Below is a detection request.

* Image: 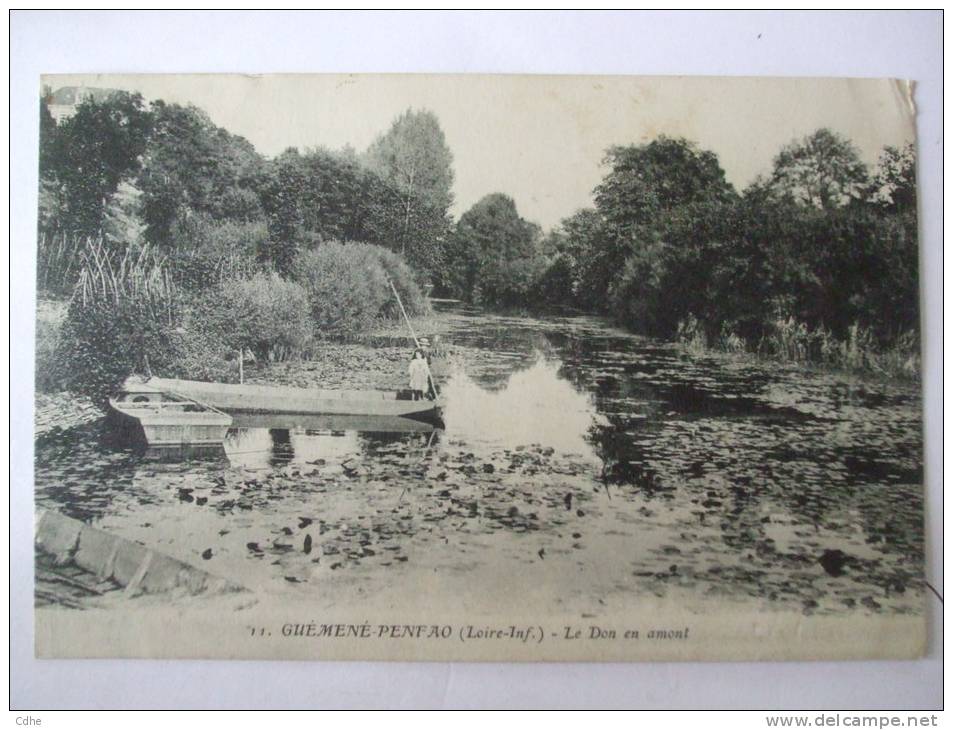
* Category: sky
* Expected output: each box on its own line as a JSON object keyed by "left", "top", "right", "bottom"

{"left": 45, "top": 73, "right": 916, "bottom": 231}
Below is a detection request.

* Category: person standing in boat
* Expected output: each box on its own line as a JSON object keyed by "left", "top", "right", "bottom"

{"left": 408, "top": 348, "right": 430, "bottom": 401}
{"left": 417, "top": 337, "right": 437, "bottom": 399}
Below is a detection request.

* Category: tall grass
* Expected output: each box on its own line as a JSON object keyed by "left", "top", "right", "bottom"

{"left": 759, "top": 317, "right": 919, "bottom": 377}
{"left": 36, "top": 233, "right": 89, "bottom": 296}
{"left": 677, "top": 313, "right": 920, "bottom": 379}
{"left": 55, "top": 238, "right": 182, "bottom": 405}
{"left": 675, "top": 314, "right": 707, "bottom": 354}
{"left": 74, "top": 238, "right": 175, "bottom": 314}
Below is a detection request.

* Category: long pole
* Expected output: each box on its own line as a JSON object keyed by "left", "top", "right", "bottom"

{"left": 388, "top": 278, "right": 439, "bottom": 398}
{"left": 389, "top": 278, "right": 420, "bottom": 347}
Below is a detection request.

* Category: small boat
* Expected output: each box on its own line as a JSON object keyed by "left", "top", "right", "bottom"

{"left": 108, "top": 384, "right": 233, "bottom": 447}
{"left": 230, "top": 412, "right": 440, "bottom": 433}
{"left": 139, "top": 377, "right": 444, "bottom": 424}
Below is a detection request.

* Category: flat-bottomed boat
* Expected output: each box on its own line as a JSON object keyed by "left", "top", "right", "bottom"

{"left": 108, "top": 386, "right": 233, "bottom": 447}
{"left": 139, "top": 377, "right": 443, "bottom": 424}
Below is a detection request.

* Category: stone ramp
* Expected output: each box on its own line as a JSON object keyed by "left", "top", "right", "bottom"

{"left": 35, "top": 509, "right": 246, "bottom": 607}
{"left": 35, "top": 551, "right": 122, "bottom": 609}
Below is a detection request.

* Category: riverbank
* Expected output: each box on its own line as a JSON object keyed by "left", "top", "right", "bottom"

{"left": 36, "top": 287, "right": 918, "bottom": 435}
{"left": 33, "top": 290, "right": 451, "bottom": 435}
{"left": 352, "top": 310, "right": 455, "bottom": 343}
{"left": 675, "top": 315, "right": 920, "bottom": 382}
{"left": 36, "top": 296, "right": 104, "bottom": 435}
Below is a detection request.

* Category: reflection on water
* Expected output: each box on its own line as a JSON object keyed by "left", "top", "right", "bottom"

{"left": 442, "top": 357, "right": 603, "bottom": 458}
{"left": 34, "top": 305, "right": 924, "bottom": 616}
{"left": 223, "top": 426, "right": 437, "bottom": 471}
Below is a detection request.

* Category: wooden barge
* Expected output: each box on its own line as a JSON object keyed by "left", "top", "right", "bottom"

{"left": 143, "top": 377, "right": 444, "bottom": 424}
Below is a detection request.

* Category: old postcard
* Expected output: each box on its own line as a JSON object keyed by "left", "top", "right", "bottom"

{"left": 33, "top": 73, "right": 924, "bottom": 661}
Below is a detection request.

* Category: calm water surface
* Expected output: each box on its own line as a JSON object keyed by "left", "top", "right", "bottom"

{"left": 35, "top": 306, "right": 924, "bottom": 615}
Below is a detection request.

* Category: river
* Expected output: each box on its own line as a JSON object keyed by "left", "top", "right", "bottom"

{"left": 34, "top": 304, "right": 924, "bottom": 617}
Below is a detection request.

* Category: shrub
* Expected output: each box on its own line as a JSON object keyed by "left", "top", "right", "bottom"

{"left": 165, "top": 319, "right": 236, "bottom": 383}
{"left": 51, "top": 241, "right": 318, "bottom": 402}
{"left": 374, "top": 247, "right": 430, "bottom": 318}
{"left": 293, "top": 241, "right": 429, "bottom": 333}
{"left": 675, "top": 314, "right": 707, "bottom": 353}
{"left": 167, "top": 215, "right": 266, "bottom": 290}
{"left": 35, "top": 299, "right": 68, "bottom": 392}
{"left": 198, "top": 272, "right": 314, "bottom": 362}
{"left": 56, "top": 241, "right": 182, "bottom": 406}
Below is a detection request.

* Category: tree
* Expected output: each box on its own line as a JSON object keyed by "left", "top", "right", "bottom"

{"left": 707, "top": 182, "right": 823, "bottom": 342}
{"left": 138, "top": 102, "right": 265, "bottom": 245}
{"left": 364, "top": 109, "right": 454, "bottom": 275}
{"left": 717, "top": 172, "right": 919, "bottom": 347}
{"left": 609, "top": 198, "right": 739, "bottom": 337}
{"left": 254, "top": 147, "right": 309, "bottom": 270}
{"left": 594, "top": 136, "right": 734, "bottom": 238}
{"left": 869, "top": 142, "right": 916, "bottom": 214}
{"left": 449, "top": 193, "right": 542, "bottom": 306}
{"left": 559, "top": 208, "right": 612, "bottom": 308}
{"left": 41, "top": 91, "right": 153, "bottom": 235}
{"left": 587, "top": 137, "right": 736, "bottom": 323}
{"left": 254, "top": 146, "right": 394, "bottom": 274}
{"left": 257, "top": 146, "right": 396, "bottom": 248}
{"left": 532, "top": 208, "right": 613, "bottom": 309}
{"left": 38, "top": 94, "right": 57, "bottom": 179}
{"left": 768, "top": 128, "right": 869, "bottom": 210}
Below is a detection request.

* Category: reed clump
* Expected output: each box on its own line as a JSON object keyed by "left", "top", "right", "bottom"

{"left": 676, "top": 314, "right": 919, "bottom": 379}
{"left": 37, "top": 232, "right": 92, "bottom": 296}
{"left": 54, "top": 238, "right": 182, "bottom": 405}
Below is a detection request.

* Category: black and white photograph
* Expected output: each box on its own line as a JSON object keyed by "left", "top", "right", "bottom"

{"left": 30, "top": 71, "right": 927, "bottom": 663}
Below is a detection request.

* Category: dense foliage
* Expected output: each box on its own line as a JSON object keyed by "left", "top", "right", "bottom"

{"left": 37, "top": 92, "right": 444, "bottom": 398}
{"left": 38, "top": 95, "right": 455, "bottom": 288}
{"left": 37, "top": 86, "right": 920, "bottom": 385}
{"left": 39, "top": 91, "right": 153, "bottom": 237}
{"left": 512, "top": 132, "right": 920, "bottom": 373}
{"left": 53, "top": 242, "right": 183, "bottom": 405}
{"left": 446, "top": 193, "right": 543, "bottom": 307}
{"left": 293, "top": 241, "right": 428, "bottom": 333}
{"left": 198, "top": 272, "right": 314, "bottom": 362}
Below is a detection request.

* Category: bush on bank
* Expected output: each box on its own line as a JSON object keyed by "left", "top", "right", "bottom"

{"left": 55, "top": 245, "right": 184, "bottom": 406}
{"left": 196, "top": 271, "right": 315, "bottom": 362}
{"left": 47, "top": 236, "right": 433, "bottom": 403}
{"left": 50, "top": 238, "right": 321, "bottom": 402}
{"left": 293, "top": 241, "right": 429, "bottom": 334}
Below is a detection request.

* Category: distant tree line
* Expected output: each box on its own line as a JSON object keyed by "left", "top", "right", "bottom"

{"left": 443, "top": 130, "right": 918, "bottom": 373}
{"left": 37, "top": 88, "right": 920, "bottom": 381}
